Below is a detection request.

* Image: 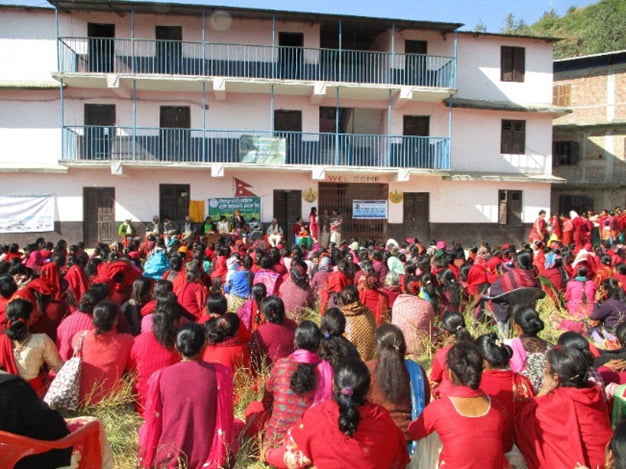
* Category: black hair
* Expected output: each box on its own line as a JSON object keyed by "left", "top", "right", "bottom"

{"left": 89, "top": 282, "right": 110, "bottom": 303}
{"left": 604, "top": 278, "right": 626, "bottom": 302}
{"left": 334, "top": 358, "right": 370, "bottom": 437}
{"left": 617, "top": 322, "right": 626, "bottom": 347}
{"left": 476, "top": 332, "right": 513, "bottom": 368}
{"left": 261, "top": 296, "right": 285, "bottom": 324}
{"left": 92, "top": 300, "right": 119, "bottom": 335}
{"left": 5, "top": 298, "right": 33, "bottom": 342}
{"left": 318, "top": 308, "right": 359, "bottom": 370}
{"left": 259, "top": 255, "right": 273, "bottom": 269}
{"left": 339, "top": 285, "right": 359, "bottom": 305}
{"left": 610, "top": 420, "right": 626, "bottom": 469}
{"left": 251, "top": 283, "right": 267, "bottom": 302}
{"left": 131, "top": 277, "right": 153, "bottom": 305}
{"left": 546, "top": 346, "right": 589, "bottom": 388}
{"left": 557, "top": 331, "right": 593, "bottom": 369}
{"left": 151, "top": 298, "right": 182, "bottom": 349}
{"left": 206, "top": 293, "right": 228, "bottom": 316}
{"left": 374, "top": 324, "right": 409, "bottom": 403}
{"left": 154, "top": 279, "right": 173, "bottom": 296}
{"left": 169, "top": 254, "right": 183, "bottom": 271}
{"left": 441, "top": 310, "right": 473, "bottom": 343}
{"left": 290, "top": 321, "right": 322, "bottom": 395}
{"left": 0, "top": 274, "right": 17, "bottom": 299}
{"left": 175, "top": 322, "right": 206, "bottom": 358}
{"left": 515, "top": 250, "right": 534, "bottom": 271}
{"left": 514, "top": 307, "right": 544, "bottom": 337}
{"left": 205, "top": 313, "right": 240, "bottom": 344}
{"left": 79, "top": 288, "right": 106, "bottom": 316}
{"left": 446, "top": 342, "right": 483, "bottom": 389}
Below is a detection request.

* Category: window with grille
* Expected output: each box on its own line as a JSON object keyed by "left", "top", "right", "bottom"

{"left": 501, "top": 46, "right": 525, "bottom": 82}
{"left": 553, "top": 84, "right": 571, "bottom": 106}
{"left": 501, "top": 120, "right": 525, "bottom": 154}
{"left": 553, "top": 141, "right": 579, "bottom": 166}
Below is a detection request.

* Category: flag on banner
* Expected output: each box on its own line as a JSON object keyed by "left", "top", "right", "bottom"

{"left": 234, "top": 178, "right": 256, "bottom": 197}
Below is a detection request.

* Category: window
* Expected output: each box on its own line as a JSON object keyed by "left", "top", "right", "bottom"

{"left": 498, "top": 190, "right": 523, "bottom": 225}
{"left": 501, "top": 120, "right": 525, "bottom": 154}
{"left": 553, "top": 141, "right": 579, "bottom": 166}
{"left": 403, "top": 115, "right": 430, "bottom": 136}
{"left": 501, "top": 46, "right": 525, "bottom": 82}
{"left": 553, "top": 84, "right": 571, "bottom": 106}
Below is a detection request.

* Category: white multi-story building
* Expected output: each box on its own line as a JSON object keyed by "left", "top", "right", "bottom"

{"left": 0, "top": 0, "right": 564, "bottom": 247}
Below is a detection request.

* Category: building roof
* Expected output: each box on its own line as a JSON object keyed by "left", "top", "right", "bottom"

{"left": 456, "top": 30, "right": 559, "bottom": 43}
{"left": 46, "top": 0, "right": 462, "bottom": 32}
{"left": 554, "top": 49, "right": 626, "bottom": 73}
{"left": 444, "top": 97, "right": 571, "bottom": 115}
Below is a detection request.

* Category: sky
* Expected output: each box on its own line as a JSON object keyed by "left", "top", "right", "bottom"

{"left": 6, "top": 0, "right": 598, "bottom": 33}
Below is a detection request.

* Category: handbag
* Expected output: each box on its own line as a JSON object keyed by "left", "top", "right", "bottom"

{"left": 44, "top": 330, "right": 88, "bottom": 411}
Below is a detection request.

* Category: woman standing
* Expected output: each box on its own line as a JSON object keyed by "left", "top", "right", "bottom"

{"left": 408, "top": 342, "right": 507, "bottom": 468}
{"left": 515, "top": 347, "right": 612, "bottom": 469}
{"left": 140, "top": 323, "right": 235, "bottom": 469}
{"left": 308, "top": 207, "right": 319, "bottom": 242}
{"left": 0, "top": 298, "right": 63, "bottom": 397}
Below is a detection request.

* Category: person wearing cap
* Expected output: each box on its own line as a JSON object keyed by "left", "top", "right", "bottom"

{"left": 266, "top": 218, "right": 284, "bottom": 248}
{"left": 118, "top": 218, "right": 136, "bottom": 249}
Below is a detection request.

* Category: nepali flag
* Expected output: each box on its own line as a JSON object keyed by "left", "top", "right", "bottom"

{"left": 234, "top": 177, "right": 256, "bottom": 197}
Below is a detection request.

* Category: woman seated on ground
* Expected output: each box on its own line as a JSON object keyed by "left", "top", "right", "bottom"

{"left": 317, "top": 307, "right": 360, "bottom": 371}
{"left": 237, "top": 283, "right": 267, "bottom": 334}
{"left": 73, "top": 301, "right": 133, "bottom": 406}
{"left": 589, "top": 278, "right": 626, "bottom": 335}
{"left": 278, "top": 358, "right": 409, "bottom": 469}
{"left": 259, "top": 321, "right": 333, "bottom": 465}
{"left": 278, "top": 259, "right": 315, "bottom": 323}
{"left": 0, "top": 298, "right": 63, "bottom": 397}
{"left": 129, "top": 299, "right": 181, "bottom": 416}
{"left": 339, "top": 285, "right": 377, "bottom": 362}
{"left": 249, "top": 296, "right": 297, "bottom": 372}
{"left": 365, "top": 324, "right": 429, "bottom": 445}
{"left": 476, "top": 332, "right": 535, "bottom": 457}
{"left": 408, "top": 342, "right": 507, "bottom": 469}
{"left": 557, "top": 331, "right": 606, "bottom": 395}
{"left": 514, "top": 346, "right": 612, "bottom": 469}
{"left": 120, "top": 277, "right": 153, "bottom": 336}
{"left": 202, "top": 313, "right": 251, "bottom": 374}
{"left": 507, "top": 306, "right": 552, "bottom": 393}
{"left": 560, "top": 265, "right": 597, "bottom": 333}
{"left": 139, "top": 323, "right": 235, "bottom": 469}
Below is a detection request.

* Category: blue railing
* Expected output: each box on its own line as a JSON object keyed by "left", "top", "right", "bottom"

{"left": 58, "top": 37, "right": 456, "bottom": 88}
{"left": 61, "top": 126, "right": 451, "bottom": 170}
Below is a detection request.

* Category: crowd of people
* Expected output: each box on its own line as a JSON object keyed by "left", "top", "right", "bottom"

{"left": 2, "top": 205, "right": 626, "bottom": 468}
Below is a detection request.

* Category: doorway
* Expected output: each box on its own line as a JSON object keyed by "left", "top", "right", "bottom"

{"left": 403, "top": 192, "right": 430, "bottom": 243}
{"left": 274, "top": 110, "right": 302, "bottom": 164}
{"left": 273, "top": 190, "right": 302, "bottom": 243}
{"left": 156, "top": 26, "right": 182, "bottom": 74}
{"left": 159, "top": 184, "right": 190, "bottom": 224}
{"left": 83, "top": 187, "right": 115, "bottom": 247}
{"left": 87, "top": 23, "right": 115, "bottom": 73}
{"left": 318, "top": 183, "right": 388, "bottom": 243}
{"left": 84, "top": 104, "right": 115, "bottom": 160}
{"left": 278, "top": 32, "right": 304, "bottom": 80}
{"left": 160, "top": 106, "right": 190, "bottom": 161}
{"left": 405, "top": 39, "right": 427, "bottom": 85}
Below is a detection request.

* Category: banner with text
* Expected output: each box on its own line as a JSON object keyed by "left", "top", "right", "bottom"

{"left": 239, "top": 135, "right": 286, "bottom": 165}
{"left": 208, "top": 197, "right": 261, "bottom": 221}
{"left": 0, "top": 195, "right": 54, "bottom": 233}
{"left": 352, "top": 199, "right": 388, "bottom": 220}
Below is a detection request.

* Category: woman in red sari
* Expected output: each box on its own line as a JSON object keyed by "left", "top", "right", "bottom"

{"left": 358, "top": 274, "right": 390, "bottom": 326}
{"left": 139, "top": 322, "right": 235, "bottom": 469}
{"left": 318, "top": 258, "right": 352, "bottom": 314}
{"left": 64, "top": 254, "right": 90, "bottom": 311}
{"left": 515, "top": 346, "right": 612, "bottom": 469}
{"left": 279, "top": 358, "right": 409, "bottom": 469}
{"left": 174, "top": 260, "right": 208, "bottom": 321}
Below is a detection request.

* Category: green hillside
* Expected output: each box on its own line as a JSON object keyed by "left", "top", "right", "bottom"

{"left": 499, "top": 0, "right": 626, "bottom": 59}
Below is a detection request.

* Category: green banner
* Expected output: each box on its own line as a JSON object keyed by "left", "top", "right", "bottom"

{"left": 207, "top": 197, "right": 261, "bottom": 221}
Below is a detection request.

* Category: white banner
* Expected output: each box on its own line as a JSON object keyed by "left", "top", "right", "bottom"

{"left": 352, "top": 199, "right": 388, "bottom": 220}
{"left": 0, "top": 195, "right": 54, "bottom": 233}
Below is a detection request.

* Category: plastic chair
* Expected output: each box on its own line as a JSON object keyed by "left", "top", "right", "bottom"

{"left": 0, "top": 420, "right": 102, "bottom": 469}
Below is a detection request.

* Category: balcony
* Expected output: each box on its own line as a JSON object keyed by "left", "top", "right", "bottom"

{"left": 61, "top": 126, "right": 451, "bottom": 170}
{"left": 57, "top": 37, "right": 456, "bottom": 90}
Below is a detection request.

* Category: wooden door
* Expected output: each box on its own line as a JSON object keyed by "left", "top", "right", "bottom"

{"left": 405, "top": 39, "right": 427, "bottom": 85}
{"left": 159, "top": 106, "right": 190, "bottom": 161}
{"left": 318, "top": 183, "right": 388, "bottom": 243}
{"left": 273, "top": 190, "right": 302, "bottom": 243}
{"left": 84, "top": 187, "right": 115, "bottom": 247}
{"left": 84, "top": 104, "right": 115, "bottom": 160}
{"left": 403, "top": 192, "right": 430, "bottom": 243}
{"left": 274, "top": 110, "right": 302, "bottom": 164}
{"left": 156, "top": 26, "right": 182, "bottom": 74}
{"left": 87, "top": 23, "right": 115, "bottom": 73}
{"left": 159, "top": 184, "right": 190, "bottom": 224}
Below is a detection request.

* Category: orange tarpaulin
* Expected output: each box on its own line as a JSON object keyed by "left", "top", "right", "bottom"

{"left": 188, "top": 200, "right": 205, "bottom": 223}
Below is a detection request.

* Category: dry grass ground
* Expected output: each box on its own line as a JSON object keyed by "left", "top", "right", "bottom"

{"left": 74, "top": 297, "right": 565, "bottom": 468}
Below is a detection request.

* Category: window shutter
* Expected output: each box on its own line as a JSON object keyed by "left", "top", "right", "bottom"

{"left": 501, "top": 47, "right": 513, "bottom": 81}
{"left": 513, "top": 47, "right": 525, "bottom": 82}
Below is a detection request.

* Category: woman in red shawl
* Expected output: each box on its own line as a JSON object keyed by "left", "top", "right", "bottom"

{"left": 64, "top": 254, "right": 90, "bottom": 311}
{"left": 237, "top": 283, "right": 267, "bottom": 334}
{"left": 280, "top": 358, "right": 409, "bottom": 469}
{"left": 319, "top": 258, "right": 352, "bottom": 315}
{"left": 139, "top": 323, "right": 235, "bottom": 469}
{"left": 14, "top": 277, "right": 68, "bottom": 343}
{"left": 174, "top": 260, "right": 208, "bottom": 321}
{"left": 358, "top": 274, "right": 390, "bottom": 326}
{"left": 201, "top": 313, "right": 250, "bottom": 374}
{"left": 514, "top": 346, "right": 612, "bottom": 469}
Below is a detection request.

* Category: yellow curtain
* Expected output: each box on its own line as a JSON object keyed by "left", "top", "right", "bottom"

{"left": 188, "top": 200, "right": 205, "bottom": 223}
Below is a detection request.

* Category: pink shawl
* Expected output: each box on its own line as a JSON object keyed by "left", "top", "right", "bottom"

{"left": 507, "top": 337, "right": 527, "bottom": 373}
{"left": 289, "top": 349, "right": 333, "bottom": 404}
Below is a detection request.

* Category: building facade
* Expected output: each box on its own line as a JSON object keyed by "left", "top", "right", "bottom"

{"left": 552, "top": 50, "right": 626, "bottom": 216}
{"left": 0, "top": 1, "right": 562, "bottom": 247}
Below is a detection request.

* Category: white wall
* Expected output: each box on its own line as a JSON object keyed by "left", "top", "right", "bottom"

{"left": 456, "top": 34, "right": 553, "bottom": 104}
{"left": 0, "top": 8, "right": 57, "bottom": 83}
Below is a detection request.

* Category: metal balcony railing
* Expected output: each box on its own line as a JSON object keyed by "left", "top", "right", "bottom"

{"left": 58, "top": 37, "right": 456, "bottom": 88}
{"left": 61, "top": 126, "right": 451, "bottom": 170}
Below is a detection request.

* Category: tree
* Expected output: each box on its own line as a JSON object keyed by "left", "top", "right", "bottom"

{"left": 474, "top": 20, "right": 487, "bottom": 33}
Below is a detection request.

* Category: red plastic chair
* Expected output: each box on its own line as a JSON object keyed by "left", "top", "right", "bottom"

{"left": 0, "top": 420, "right": 102, "bottom": 469}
